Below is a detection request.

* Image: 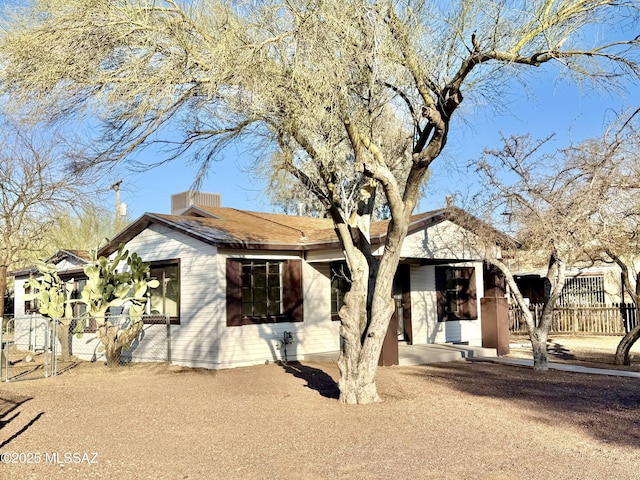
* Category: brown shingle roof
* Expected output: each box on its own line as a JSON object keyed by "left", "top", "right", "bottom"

{"left": 100, "top": 206, "right": 518, "bottom": 256}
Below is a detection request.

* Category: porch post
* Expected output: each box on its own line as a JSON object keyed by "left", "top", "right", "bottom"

{"left": 378, "top": 311, "right": 399, "bottom": 366}
{"left": 481, "top": 263, "right": 510, "bottom": 356}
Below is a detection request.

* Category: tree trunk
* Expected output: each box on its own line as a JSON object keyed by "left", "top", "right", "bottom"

{"left": 337, "top": 294, "right": 395, "bottom": 404}
{"left": 530, "top": 328, "right": 549, "bottom": 371}
{"left": 105, "top": 344, "right": 123, "bottom": 366}
{"left": 96, "top": 320, "right": 142, "bottom": 367}
{"left": 97, "top": 322, "right": 122, "bottom": 367}
{"left": 337, "top": 238, "right": 398, "bottom": 404}
{"left": 0, "top": 265, "right": 6, "bottom": 323}
{"left": 0, "top": 266, "right": 6, "bottom": 371}
{"left": 55, "top": 321, "right": 72, "bottom": 362}
{"left": 337, "top": 251, "right": 381, "bottom": 404}
{"left": 338, "top": 356, "right": 382, "bottom": 404}
{"left": 485, "top": 256, "right": 561, "bottom": 372}
{"left": 602, "top": 254, "right": 639, "bottom": 366}
{"left": 528, "top": 256, "right": 564, "bottom": 372}
{"left": 337, "top": 309, "right": 393, "bottom": 404}
{"left": 614, "top": 323, "right": 640, "bottom": 365}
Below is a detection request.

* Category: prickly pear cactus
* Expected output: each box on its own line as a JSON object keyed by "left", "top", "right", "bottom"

{"left": 82, "top": 244, "right": 159, "bottom": 366}
{"left": 25, "top": 262, "right": 75, "bottom": 361}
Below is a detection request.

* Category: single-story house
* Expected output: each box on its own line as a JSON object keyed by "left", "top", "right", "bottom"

{"left": 12, "top": 204, "right": 516, "bottom": 368}
{"left": 514, "top": 266, "right": 626, "bottom": 306}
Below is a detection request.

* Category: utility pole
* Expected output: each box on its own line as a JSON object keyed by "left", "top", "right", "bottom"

{"left": 111, "top": 179, "right": 122, "bottom": 233}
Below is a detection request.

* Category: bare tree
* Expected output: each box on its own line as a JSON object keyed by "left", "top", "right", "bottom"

{"left": 572, "top": 109, "right": 640, "bottom": 364}
{"left": 0, "top": 0, "right": 638, "bottom": 402}
{"left": 0, "top": 119, "right": 93, "bottom": 320}
{"left": 472, "top": 134, "right": 609, "bottom": 369}
{"left": 470, "top": 109, "right": 640, "bottom": 369}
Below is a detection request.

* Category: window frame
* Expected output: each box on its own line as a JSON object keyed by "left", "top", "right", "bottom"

{"left": 227, "top": 258, "right": 303, "bottom": 326}
{"left": 148, "top": 259, "right": 181, "bottom": 325}
{"left": 69, "top": 277, "right": 88, "bottom": 318}
{"left": 241, "top": 260, "right": 284, "bottom": 317}
{"left": 63, "top": 275, "right": 94, "bottom": 332}
{"left": 330, "top": 261, "right": 351, "bottom": 321}
{"left": 23, "top": 283, "right": 39, "bottom": 314}
{"left": 435, "top": 266, "right": 478, "bottom": 322}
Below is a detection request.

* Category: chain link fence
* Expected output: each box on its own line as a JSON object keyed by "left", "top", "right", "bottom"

{"left": 1, "top": 314, "right": 171, "bottom": 382}
{"left": 1, "top": 314, "right": 54, "bottom": 381}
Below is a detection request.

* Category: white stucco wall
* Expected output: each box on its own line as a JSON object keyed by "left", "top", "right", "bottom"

{"left": 9, "top": 314, "right": 49, "bottom": 352}
{"left": 203, "top": 252, "right": 339, "bottom": 369}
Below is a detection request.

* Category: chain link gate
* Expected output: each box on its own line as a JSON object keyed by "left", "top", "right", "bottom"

{"left": 0, "top": 314, "right": 171, "bottom": 381}
{"left": 1, "top": 314, "right": 55, "bottom": 382}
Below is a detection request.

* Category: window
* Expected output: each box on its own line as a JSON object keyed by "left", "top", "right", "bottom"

{"left": 66, "top": 277, "right": 94, "bottom": 332}
{"left": 559, "top": 275, "right": 605, "bottom": 306}
{"left": 25, "top": 277, "right": 87, "bottom": 317}
{"left": 226, "top": 258, "right": 303, "bottom": 326}
{"left": 330, "top": 261, "right": 351, "bottom": 321}
{"left": 149, "top": 261, "right": 180, "bottom": 324}
{"left": 241, "top": 260, "right": 284, "bottom": 316}
{"left": 24, "top": 284, "right": 39, "bottom": 314}
{"left": 70, "top": 278, "right": 88, "bottom": 318}
{"left": 435, "top": 266, "right": 477, "bottom": 322}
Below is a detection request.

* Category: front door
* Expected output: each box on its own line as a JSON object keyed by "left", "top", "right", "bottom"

{"left": 393, "top": 264, "right": 412, "bottom": 344}
{"left": 379, "top": 264, "right": 413, "bottom": 366}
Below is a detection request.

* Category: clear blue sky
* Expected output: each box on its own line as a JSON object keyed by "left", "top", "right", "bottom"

{"left": 114, "top": 70, "right": 637, "bottom": 220}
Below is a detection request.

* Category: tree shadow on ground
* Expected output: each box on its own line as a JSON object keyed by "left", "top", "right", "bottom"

{"left": 3, "top": 363, "right": 49, "bottom": 381}
{"left": 0, "top": 393, "right": 44, "bottom": 449}
{"left": 401, "top": 362, "right": 640, "bottom": 448}
{"left": 55, "top": 360, "right": 82, "bottom": 375}
{"left": 0, "top": 393, "right": 32, "bottom": 430}
{"left": 4, "top": 359, "right": 84, "bottom": 381}
{"left": 547, "top": 341, "right": 576, "bottom": 360}
{"left": 0, "top": 411, "right": 45, "bottom": 449}
{"left": 280, "top": 361, "right": 340, "bottom": 399}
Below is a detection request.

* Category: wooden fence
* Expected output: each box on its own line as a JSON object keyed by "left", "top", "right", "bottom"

{"left": 509, "top": 303, "right": 638, "bottom": 335}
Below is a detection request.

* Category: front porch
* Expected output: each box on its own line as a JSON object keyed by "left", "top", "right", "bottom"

{"left": 302, "top": 343, "right": 497, "bottom": 366}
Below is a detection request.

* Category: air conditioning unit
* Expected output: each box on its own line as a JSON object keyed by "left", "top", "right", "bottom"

{"left": 171, "top": 191, "right": 222, "bottom": 215}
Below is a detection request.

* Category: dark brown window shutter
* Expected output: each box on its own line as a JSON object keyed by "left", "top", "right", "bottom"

{"left": 461, "top": 267, "right": 478, "bottom": 320}
{"left": 283, "top": 259, "right": 304, "bottom": 323}
{"left": 226, "top": 258, "right": 242, "bottom": 326}
{"left": 435, "top": 266, "right": 447, "bottom": 322}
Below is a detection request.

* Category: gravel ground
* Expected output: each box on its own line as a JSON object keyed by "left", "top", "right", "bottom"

{"left": 1, "top": 336, "right": 639, "bottom": 480}
{"left": 506, "top": 334, "right": 640, "bottom": 371}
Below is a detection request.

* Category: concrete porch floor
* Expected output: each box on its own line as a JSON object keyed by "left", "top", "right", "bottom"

{"left": 302, "top": 343, "right": 498, "bottom": 366}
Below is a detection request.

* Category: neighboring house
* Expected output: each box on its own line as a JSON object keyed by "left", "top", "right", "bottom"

{"left": 13, "top": 205, "right": 516, "bottom": 368}
{"left": 11, "top": 250, "right": 91, "bottom": 354}
{"left": 13, "top": 249, "right": 91, "bottom": 316}
{"left": 515, "top": 265, "right": 625, "bottom": 306}
{"left": 510, "top": 264, "right": 638, "bottom": 335}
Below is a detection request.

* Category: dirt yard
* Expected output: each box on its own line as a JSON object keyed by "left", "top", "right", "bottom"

{"left": 1, "top": 335, "right": 639, "bottom": 480}
{"left": 507, "top": 334, "right": 640, "bottom": 371}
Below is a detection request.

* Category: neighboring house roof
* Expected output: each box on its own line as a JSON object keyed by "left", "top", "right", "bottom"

{"left": 46, "top": 249, "right": 92, "bottom": 265}
{"left": 10, "top": 249, "right": 91, "bottom": 278}
{"left": 99, "top": 206, "right": 519, "bottom": 256}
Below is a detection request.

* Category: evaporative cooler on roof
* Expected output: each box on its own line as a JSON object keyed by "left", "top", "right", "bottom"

{"left": 171, "top": 191, "right": 222, "bottom": 215}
